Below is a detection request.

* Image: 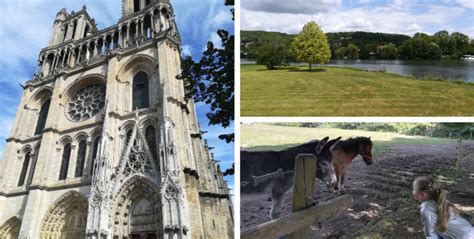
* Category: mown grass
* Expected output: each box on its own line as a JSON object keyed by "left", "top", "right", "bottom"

{"left": 241, "top": 64, "right": 474, "bottom": 116}
{"left": 241, "top": 124, "right": 460, "bottom": 155}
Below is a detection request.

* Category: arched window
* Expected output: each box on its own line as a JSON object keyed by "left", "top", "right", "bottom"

{"left": 75, "top": 140, "right": 87, "bottom": 177}
{"left": 63, "top": 24, "right": 69, "bottom": 41}
{"left": 34, "top": 99, "right": 51, "bottom": 135}
{"left": 18, "top": 151, "right": 31, "bottom": 186}
{"left": 27, "top": 145, "right": 40, "bottom": 186}
{"left": 132, "top": 72, "right": 149, "bottom": 110}
{"left": 134, "top": 0, "right": 140, "bottom": 12}
{"left": 71, "top": 21, "right": 77, "bottom": 39}
{"left": 83, "top": 25, "right": 89, "bottom": 38}
{"left": 145, "top": 125, "right": 157, "bottom": 160}
{"left": 59, "top": 143, "right": 72, "bottom": 180}
{"left": 91, "top": 137, "right": 101, "bottom": 175}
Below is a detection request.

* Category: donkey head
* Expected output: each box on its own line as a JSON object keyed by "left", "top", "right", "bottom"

{"left": 315, "top": 136, "right": 341, "bottom": 189}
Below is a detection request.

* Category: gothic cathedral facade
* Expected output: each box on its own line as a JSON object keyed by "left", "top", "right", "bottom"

{"left": 0, "top": 0, "right": 234, "bottom": 238}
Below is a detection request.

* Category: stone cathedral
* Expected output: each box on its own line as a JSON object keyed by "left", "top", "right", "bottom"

{"left": 0, "top": 0, "right": 234, "bottom": 238}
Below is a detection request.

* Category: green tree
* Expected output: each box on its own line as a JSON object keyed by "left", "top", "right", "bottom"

{"left": 450, "top": 32, "right": 470, "bottom": 59}
{"left": 256, "top": 42, "right": 289, "bottom": 69}
{"left": 292, "top": 21, "right": 331, "bottom": 70}
{"left": 398, "top": 40, "right": 411, "bottom": 59}
{"left": 177, "top": 0, "right": 234, "bottom": 143}
{"left": 433, "top": 30, "right": 450, "bottom": 55}
{"left": 335, "top": 47, "right": 346, "bottom": 59}
{"left": 345, "top": 44, "right": 360, "bottom": 59}
{"left": 427, "top": 42, "right": 442, "bottom": 59}
{"left": 378, "top": 43, "right": 398, "bottom": 59}
{"left": 334, "top": 44, "right": 360, "bottom": 59}
{"left": 468, "top": 40, "right": 474, "bottom": 55}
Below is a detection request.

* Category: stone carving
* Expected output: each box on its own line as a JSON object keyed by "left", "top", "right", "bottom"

{"left": 165, "top": 184, "right": 178, "bottom": 199}
{"left": 0, "top": 217, "right": 21, "bottom": 239}
{"left": 67, "top": 84, "right": 106, "bottom": 122}
{"left": 39, "top": 191, "right": 88, "bottom": 239}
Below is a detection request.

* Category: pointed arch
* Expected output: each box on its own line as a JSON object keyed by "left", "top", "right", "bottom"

{"left": 110, "top": 175, "right": 162, "bottom": 238}
{"left": 17, "top": 150, "right": 31, "bottom": 186}
{"left": 132, "top": 71, "right": 150, "bottom": 110}
{"left": 116, "top": 120, "right": 159, "bottom": 180}
{"left": 39, "top": 191, "right": 87, "bottom": 239}
{"left": 0, "top": 216, "right": 21, "bottom": 239}
{"left": 27, "top": 144, "right": 41, "bottom": 186}
{"left": 116, "top": 54, "right": 157, "bottom": 81}
{"left": 34, "top": 98, "right": 51, "bottom": 135}
{"left": 134, "top": 0, "right": 140, "bottom": 12}
{"left": 74, "top": 139, "right": 87, "bottom": 177}
{"left": 90, "top": 135, "right": 101, "bottom": 175}
{"left": 145, "top": 125, "right": 158, "bottom": 163}
{"left": 59, "top": 142, "right": 72, "bottom": 180}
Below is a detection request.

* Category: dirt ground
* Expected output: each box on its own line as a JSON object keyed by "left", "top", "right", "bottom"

{"left": 241, "top": 142, "right": 474, "bottom": 238}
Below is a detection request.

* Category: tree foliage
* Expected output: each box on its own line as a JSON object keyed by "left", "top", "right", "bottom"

{"left": 177, "top": 1, "right": 234, "bottom": 143}
{"left": 242, "top": 29, "right": 473, "bottom": 61}
{"left": 399, "top": 34, "right": 443, "bottom": 60}
{"left": 255, "top": 42, "right": 289, "bottom": 69}
{"left": 292, "top": 21, "right": 331, "bottom": 69}
{"left": 335, "top": 44, "right": 360, "bottom": 59}
{"left": 377, "top": 43, "right": 398, "bottom": 59}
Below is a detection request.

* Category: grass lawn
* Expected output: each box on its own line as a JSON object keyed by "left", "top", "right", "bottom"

{"left": 241, "top": 124, "right": 461, "bottom": 155}
{"left": 241, "top": 64, "right": 474, "bottom": 116}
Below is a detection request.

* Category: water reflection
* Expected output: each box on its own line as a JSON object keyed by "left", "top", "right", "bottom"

{"left": 241, "top": 59, "right": 474, "bottom": 83}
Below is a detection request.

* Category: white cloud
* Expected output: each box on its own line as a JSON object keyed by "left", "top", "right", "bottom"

{"left": 212, "top": 9, "right": 233, "bottom": 25}
{"left": 209, "top": 31, "right": 222, "bottom": 48}
{"left": 241, "top": 2, "right": 469, "bottom": 37}
{"left": 181, "top": 44, "right": 192, "bottom": 56}
{"left": 456, "top": 0, "right": 474, "bottom": 9}
{"left": 242, "top": 0, "right": 341, "bottom": 14}
{"left": 0, "top": 117, "right": 14, "bottom": 140}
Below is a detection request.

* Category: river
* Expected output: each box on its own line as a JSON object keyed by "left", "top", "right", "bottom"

{"left": 241, "top": 59, "right": 474, "bottom": 83}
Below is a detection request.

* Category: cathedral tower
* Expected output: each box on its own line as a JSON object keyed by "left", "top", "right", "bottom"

{"left": 0, "top": 1, "right": 234, "bottom": 238}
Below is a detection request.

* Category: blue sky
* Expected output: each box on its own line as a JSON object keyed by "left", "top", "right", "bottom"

{"left": 242, "top": 0, "right": 474, "bottom": 37}
{"left": 0, "top": 0, "right": 234, "bottom": 193}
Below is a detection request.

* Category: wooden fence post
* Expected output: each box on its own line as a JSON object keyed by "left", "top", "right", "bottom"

{"left": 241, "top": 153, "right": 353, "bottom": 239}
{"left": 289, "top": 154, "right": 317, "bottom": 239}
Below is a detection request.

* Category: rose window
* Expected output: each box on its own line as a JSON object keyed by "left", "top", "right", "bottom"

{"left": 67, "top": 84, "right": 106, "bottom": 122}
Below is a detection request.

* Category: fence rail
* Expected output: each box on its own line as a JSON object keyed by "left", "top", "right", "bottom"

{"left": 241, "top": 154, "right": 353, "bottom": 239}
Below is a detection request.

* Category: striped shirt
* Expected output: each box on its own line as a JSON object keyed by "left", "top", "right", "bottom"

{"left": 420, "top": 200, "right": 474, "bottom": 239}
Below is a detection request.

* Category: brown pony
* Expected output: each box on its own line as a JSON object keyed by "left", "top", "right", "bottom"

{"left": 331, "top": 137, "right": 374, "bottom": 190}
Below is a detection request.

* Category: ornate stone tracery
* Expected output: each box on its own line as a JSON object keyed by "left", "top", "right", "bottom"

{"left": 0, "top": 0, "right": 234, "bottom": 238}
{"left": 110, "top": 175, "right": 162, "bottom": 238}
{"left": 0, "top": 217, "right": 21, "bottom": 239}
{"left": 67, "top": 84, "right": 106, "bottom": 122}
{"left": 39, "top": 191, "right": 88, "bottom": 239}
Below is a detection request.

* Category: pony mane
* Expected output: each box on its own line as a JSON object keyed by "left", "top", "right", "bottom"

{"left": 333, "top": 137, "right": 371, "bottom": 154}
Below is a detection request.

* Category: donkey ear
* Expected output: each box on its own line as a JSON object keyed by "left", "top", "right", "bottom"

{"left": 326, "top": 137, "right": 341, "bottom": 147}
{"left": 315, "top": 137, "right": 329, "bottom": 155}
{"left": 368, "top": 137, "right": 371, "bottom": 140}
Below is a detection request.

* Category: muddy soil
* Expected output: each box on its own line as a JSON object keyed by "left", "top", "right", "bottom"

{"left": 241, "top": 142, "right": 474, "bottom": 238}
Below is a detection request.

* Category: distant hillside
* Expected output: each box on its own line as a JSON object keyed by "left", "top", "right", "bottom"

{"left": 241, "top": 30, "right": 411, "bottom": 59}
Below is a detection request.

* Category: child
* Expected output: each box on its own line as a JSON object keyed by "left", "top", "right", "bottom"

{"left": 413, "top": 176, "right": 474, "bottom": 239}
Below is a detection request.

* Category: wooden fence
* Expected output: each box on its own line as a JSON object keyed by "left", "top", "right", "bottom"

{"left": 241, "top": 154, "right": 353, "bottom": 239}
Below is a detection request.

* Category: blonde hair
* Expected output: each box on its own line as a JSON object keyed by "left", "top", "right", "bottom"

{"left": 414, "top": 176, "right": 458, "bottom": 232}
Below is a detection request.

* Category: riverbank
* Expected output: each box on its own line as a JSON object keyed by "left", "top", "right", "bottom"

{"left": 241, "top": 64, "right": 474, "bottom": 116}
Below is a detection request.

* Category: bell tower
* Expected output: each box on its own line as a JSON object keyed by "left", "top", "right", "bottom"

{"left": 0, "top": 1, "right": 233, "bottom": 239}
